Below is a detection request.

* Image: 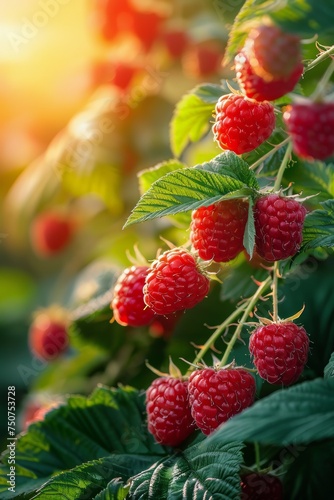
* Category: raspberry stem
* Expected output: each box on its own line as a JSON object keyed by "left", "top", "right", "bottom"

{"left": 310, "top": 59, "right": 334, "bottom": 102}
{"left": 305, "top": 44, "right": 334, "bottom": 72}
{"left": 188, "top": 306, "right": 246, "bottom": 373}
{"left": 272, "top": 262, "right": 279, "bottom": 322}
{"left": 249, "top": 137, "right": 290, "bottom": 172}
{"left": 254, "top": 442, "right": 261, "bottom": 471}
{"left": 273, "top": 141, "right": 292, "bottom": 191}
{"left": 218, "top": 276, "right": 272, "bottom": 368}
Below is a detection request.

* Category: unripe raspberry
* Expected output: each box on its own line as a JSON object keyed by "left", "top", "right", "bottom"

{"left": 235, "top": 50, "right": 303, "bottom": 102}
{"left": 244, "top": 24, "right": 302, "bottom": 81}
{"left": 249, "top": 322, "right": 309, "bottom": 386}
{"left": 188, "top": 367, "right": 256, "bottom": 435}
{"left": 144, "top": 248, "right": 210, "bottom": 315}
{"left": 29, "top": 309, "right": 69, "bottom": 361}
{"left": 212, "top": 93, "right": 275, "bottom": 154}
{"left": 146, "top": 376, "right": 195, "bottom": 446}
{"left": 254, "top": 194, "right": 307, "bottom": 261}
{"left": 283, "top": 100, "right": 334, "bottom": 160}
{"left": 111, "top": 266, "right": 155, "bottom": 327}
{"left": 191, "top": 199, "right": 249, "bottom": 262}
{"left": 241, "top": 472, "right": 283, "bottom": 499}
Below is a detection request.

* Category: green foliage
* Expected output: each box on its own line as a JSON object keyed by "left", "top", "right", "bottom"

{"left": 284, "top": 161, "right": 334, "bottom": 206}
{"left": 302, "top": 200, "right": 334, "bottom": 250}
{"left": 124, "top": 153, "right": 258, "bottom": 227}
{"left": 138, "top": 160, "right": 187, "bottom": 195}
{"left": 170, "top": 84, "right": 224, "bottom": 157}
{"left": 207, "top": 378, "right": 334, "bottom": 446}
{"left": 0, "top": 387, "right": 166, "bottom": 499}
{"left": 224, "top": 0, "right": 334, "bottom": 64}
{"left": 128, "top": 440, "right": 243, "bottom": 499}
{"left": 0, "top": 386, "right": 244, "bottom": 500}
{"left": 5, "top": 1, "right": 334, "bottom": 498}
{"left": 324, "top": 353, "right": 334, "bottom": 379}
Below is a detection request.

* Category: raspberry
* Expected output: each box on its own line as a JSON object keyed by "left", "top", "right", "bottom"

{"left": 111, "top": 266, "right": 155, "bottom": 327}
{"left": 249, "top": 322, "right": 309, "bottom": 386}
{"left": 240, "top": 472, "right": 283, "bottom": 500}
{"left": 188, "top": 368, "right": 256, "bottom": 435}
{"left": 90, "top": 0, "right": 133, "bottom": 41}
{"left": 146, "top": 376, "right": 195, "bottom": 446}
{"left": 161, "top": 28, "right": 189, "bottom": 59}
{"left": 191, "top": 199, "right": 249, "bottom": 262}
{"left": 31, "top": 212, "right": 74, "bottom": 257}
{"left": 283, "top": 100, "right": 334, "bottom": 160}
{"left": 183, "top": 41, "right": 222, "bottom": 78}
{"left": 91, "top": 60, "right": 139, "bottom": 91}
{"left": 212, "top": 94, "right": 275, "bottom": 154}
{"left": 254, "top": 194, "right": 307, "bottom": 261}
{"left": 29, "top": 312, "right": 69, "bottom": 361}
{"left": 244, "top": 24, "right": 302, "bottom": 81}
{"left": 144, "top": 248, "right": 210, "bottom": 315}
{"left": 149, "top": 311, "right": 182, "bottom": 339}
{"left": 235, "top": 50, "right": 303, "bottom": 102}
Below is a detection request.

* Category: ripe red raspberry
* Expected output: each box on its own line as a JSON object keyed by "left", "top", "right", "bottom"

{"left": 240, "top": 472, "right": 283, "bottom": 500}
{"left": 29, "top": 311, "right": 69, "bottom": 361}
{"left": 249, "top": 322, "right": 309, "bottom": 386}
{"left": 191, "top": 199, "right": 249, "bottom": 262}
{"left": 188, "top": 368, "right": 256, "bottom": 435}
{"left": 254, "top": 194, "right": 307, "bottom": 261}
{"left": 111, "top": 266, "right": 155, "bottom": 327}
{"left": 161, "top": 28, "right": 189, "bottom": 59}
{"left": 235, "top": 50, "right": 303, "bottom": 102}
{"left": 91, "top": 60, "right": 140, "bottom": 91}
{"left": 183, "top": 41, "right": 223, "bottom": 78}
{"left": 283, "top": 100, "right": 334, "bottom": 160}
{"left": 244, "top": 24, "right": 302, "bottom": 81}
{"left": 212, "top": 94, "right": 275, "bottom": 154}
{"left": 144, "top": 248, "right": 210, "bottom": 315}
{"left": 30, "top": 212, "right": 74, "bottom": 257}
{"left": 146, "top": 376, "right": 195, "bottom": 446}
{"left": 149, "top": 311, "right": 183, "bottom": 339}
{"left": 89, "top": 0, "right": 134, "bottom": 41}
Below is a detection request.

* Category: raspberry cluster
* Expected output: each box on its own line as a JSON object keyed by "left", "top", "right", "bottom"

{"left": 146, "top": 366, "right": 256, "bottom": 446}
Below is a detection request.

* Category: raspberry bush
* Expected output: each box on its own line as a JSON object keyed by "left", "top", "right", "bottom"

{"left": 1, "top": 1, "right": 334, "bottom": 499}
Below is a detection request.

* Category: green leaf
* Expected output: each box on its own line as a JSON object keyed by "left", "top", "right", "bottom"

{"left": 124, "top": 153, "right": 259, "bottom": 227}
{"left": 283, "top": 439, "right": 334, "bottom": 500}
{"left": 60, "top": 162, "right": 123, "bottom": 215}
{"left": 324, "top": 352, "right": 334, "bottom": 379}
{"left": 302, "top": 200, "right": 334, "bottom": 250}
{"left": 284, "top": 162, "right": 334, "bottom": 206}
{"left": 198, "top": 152, "right": 259, "bottom": 190}
{"left": 224, "top": 0, "right": 334, "bottom": 65}
{"left": 271, "top": 0, "right": 334, "bottom": 38}
{"left": 94, "top": 478, "right": 129, "bottom": 500}
{"left": 170, "top": 84, "right": 224, "bottom": 157}
{"left": 138, "top": 160, "right": 187, "bottom": 195}
{"left": 128, "top": 439, "right": 243, "bottom": 499}
{"left": 31, "top": 456, "right": 146, "bottom": 500}
{"left": 243, "top": 198, "right": 255, "bottom": 258}
{"left": 0, "top": 387, "right": 166, "bottom": 499}
{"left": 207, "top": 378, "right": 334, "bottom": 447}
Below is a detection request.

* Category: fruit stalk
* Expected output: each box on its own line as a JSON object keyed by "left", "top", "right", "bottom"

{"left": 249, "top": 137, "right": 290, "bottom": 171}
{"left": 272, "top": 261, "right": 279, "bottom": 322}
{"left": 273, "top": 141, "right": 292, "bottom": 191}
{"left": 305, "top": 44, "right": 334, "bottom": 71}
{"left": 310, "top": 58, "right": 334, "bottom": 101}
{"left": 218, "top": 275, "right": 272, "bottom": 367}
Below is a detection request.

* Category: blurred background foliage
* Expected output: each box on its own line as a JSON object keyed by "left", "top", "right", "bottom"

{"left": 0, "top": 0, "right": 333, "bottom": 448}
